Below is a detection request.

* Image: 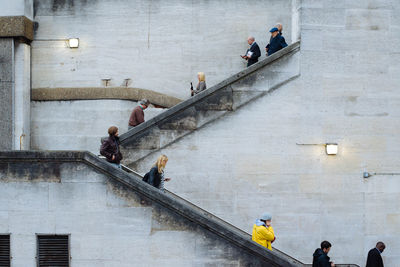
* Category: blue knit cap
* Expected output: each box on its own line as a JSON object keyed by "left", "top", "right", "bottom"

{"left": 260, "top": 212, "right": 272, "bottom": 221}
{"left": 269, "top": 27, "right": 278, "bottom": 33}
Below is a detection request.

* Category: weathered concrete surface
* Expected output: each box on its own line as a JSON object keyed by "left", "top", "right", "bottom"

{"left": 0, "top": 151, "right": 303, "bottom": 267}
{"left": 0, "top": 38, "right": 14, "bottom": 150}
{"left": 127, "top": 1, "right": 400, "bottom": 266}
{"left": 30, "top": 100, "right": 165, "bottom": 154}
{"left": 31, "top": 0, "right": 293, "bottom": 99}
{"left": 0, "top": 16, "right": 34, "bottom": 41}
{"left": 32, "top": 87, "right": 182, "bottom": 108}
{"left": 120, "top": 42, "right": 300, "bottom": 166}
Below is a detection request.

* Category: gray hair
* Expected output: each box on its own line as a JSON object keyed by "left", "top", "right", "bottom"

{"left": 139, "top": 99, "right": 150, "bottom": 106}
{"left": 248, "top": 36, "right": 255, "bottom": 41}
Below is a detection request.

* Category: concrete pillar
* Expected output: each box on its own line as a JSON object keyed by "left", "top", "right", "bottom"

{"left": 0, "top": 0, "right": 33, "bottom": 19}
{"left": 0, "top": 38, "right": 14, "bottom": 150}
{"left": 291, "top": 0, "right": 301, "bottom": 42}
{"left": 0, "top": 0, "right": 33, "bottom": 150}
{"left": 14, "top": 42, "right": 31, "bottom": 150}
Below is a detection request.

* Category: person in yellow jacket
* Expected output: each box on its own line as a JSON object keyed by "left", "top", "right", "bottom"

{"left": 252, "top": 212, "right": 275, "bottom": 250}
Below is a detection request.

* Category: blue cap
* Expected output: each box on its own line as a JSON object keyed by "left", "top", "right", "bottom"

{"left": 269, "top": 27, "right": 279, "bottom": 33}
{"left": 260, "top": 212, "right": 272, "bottom": 221}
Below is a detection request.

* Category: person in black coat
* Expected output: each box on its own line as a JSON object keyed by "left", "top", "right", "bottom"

{"left": 241, "top": 36, "right": 261, "bottom": 67}
{"left": 312, "top": 241, "right": 335, "bottom": 267}
{"left": 366, "top": 242, "right": 385, "bottom": 267}
{"left": 266, "top": 27, "right": 288, "bottom": 56}
{"left": 143, "top": 155, "right": 171, "bottom": 190}
{"left": 100, "top": 126, "right": 123, "bottom": 168}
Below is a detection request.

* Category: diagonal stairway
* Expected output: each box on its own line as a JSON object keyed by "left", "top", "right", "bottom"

{"left": 119, "top": 41, "right": 301, "bottom": 168}
{"left": 0, "top": 150, "right": 303, "bottom": 267}
{"left": 0, "top": 151, "right": 361, "bottom": 266}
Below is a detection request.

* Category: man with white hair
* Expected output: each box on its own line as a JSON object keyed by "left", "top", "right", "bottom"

{"left": 241, "top": 36, "right": 261, "bottom": 67}
{"left": 128, "top": 99, "right": 150, "bottom": 130}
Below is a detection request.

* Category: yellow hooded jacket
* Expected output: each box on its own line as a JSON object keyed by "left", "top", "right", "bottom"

{"left": 252, "top": 222, "right": 275, "bottom": 250}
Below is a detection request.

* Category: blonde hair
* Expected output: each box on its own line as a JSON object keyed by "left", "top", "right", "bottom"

{"left": 154, "top": 154, "right": 168, "bottom": 173}
{"left": 197, "top": 72, "right": 206, "bottom": 82}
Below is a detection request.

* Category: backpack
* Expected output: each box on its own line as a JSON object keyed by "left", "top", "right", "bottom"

{"left": 142, "top": 171, "right": 150, "bottom": 183}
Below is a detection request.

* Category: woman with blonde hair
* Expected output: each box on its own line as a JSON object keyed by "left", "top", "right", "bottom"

{"left": 143, "top": 154, "right": 171, "bottom": 190}
{"left": 191, "top": 72, "right": 207, "bottom": 96}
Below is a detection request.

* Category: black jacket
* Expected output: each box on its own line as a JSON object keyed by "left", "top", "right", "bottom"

{"left": 246, "top": 42, "right": 261, "bottom": 67}
{"left": 144, "top": 166, "right": 162, "bottom": 189}
{"left": 100, "top": 136, "right": 123, "bottom": 164}
{"left": 312, "top": 248, "right": 331, "bottom": 267}
{"left": 266, "top": 35, "right": 288, "bottom": 56}
{"left": 366, "top": 248, "right": 384, "bottom": 267}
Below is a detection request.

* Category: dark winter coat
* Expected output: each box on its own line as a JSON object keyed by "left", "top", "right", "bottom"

{"left": 100, "top": 136, "right": 123, "bottom": 164}
{"left": 246, "top": 42, "right": 261, "bottom": 67}
{"left": 366, "top": 248, "right": 384, "bottom": 267}
{"left": 266, "top": 34, "right": 288, "bottom": 56}
{"left": 312, "top": 248, "right": 331, "bottom": 267}
{"left": 144, "top": 166, "right": 162, "bottom": 189}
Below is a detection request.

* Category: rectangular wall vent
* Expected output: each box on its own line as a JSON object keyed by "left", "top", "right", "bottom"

{"left": 0, "top": 235, "right": 10, "bottom": 267}
{"left": 37, "top": 235, "right": 70, "bottom": 267}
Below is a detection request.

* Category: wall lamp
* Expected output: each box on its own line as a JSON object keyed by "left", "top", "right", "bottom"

{"left": 33, "top": 38, "right": 80, "bottom": 48}
{"left": 296, "top": 143, "right": 338, "bottom": 155}
{"left": 363, "top": 172, "right": 400, "bottom": 179}
{"left": 68, "top": 38, "right": 79, "bottom": 48}
{"left": 325, "top": 143, "right": 338, "bottom": 155}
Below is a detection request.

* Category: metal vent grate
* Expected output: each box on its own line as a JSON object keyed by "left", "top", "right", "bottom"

{"left": 37, "top": 235, "right": 69, "bottom": 267}
{"left": 0, "top": 235, "right": 10, "bottom": 267}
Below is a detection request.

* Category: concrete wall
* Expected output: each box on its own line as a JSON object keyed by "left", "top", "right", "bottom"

{"left": 31, "top": 0, "right": 293, "bottom": 99}
{"left": 130, "top": 1, "right": 400, "bottom": 266}
{"left": 0, "top": 160, "right": 273, "bottom": 266}
{"left": 31, "top": 100, "right": 164, "bottom": 153}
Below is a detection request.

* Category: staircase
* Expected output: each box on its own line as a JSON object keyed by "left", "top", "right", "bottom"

{"left": 0, "top": 151, "right": 304, "bottom": 267}
{"left": 119, "top": 41, "right": 301, "bottom": 168}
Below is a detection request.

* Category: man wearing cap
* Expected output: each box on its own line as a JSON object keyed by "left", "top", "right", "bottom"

{"left": 128, "top": 99, "right": 150, "bottom": 130}
{"left": 266, "top": 23, "right": 283, "bottom": 54}
{"left": 251, "top": 212, "right": 275, "bottom": 250}
{"left": 241, "top": 36, "right": 261, "bottom": 67}
{"left": 265, "top": 27, "right": 288, "bottom": 56}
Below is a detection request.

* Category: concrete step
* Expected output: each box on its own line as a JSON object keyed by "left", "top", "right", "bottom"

{"left": 119, "top": 41, "right": 301, "bottom": 167}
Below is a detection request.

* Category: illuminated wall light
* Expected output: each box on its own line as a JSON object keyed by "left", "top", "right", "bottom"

{"left": 325, "top": 143, "right": 338, "bottom": 155}
{"left": 68, "top": 38, "right": 79, "bottom": 48}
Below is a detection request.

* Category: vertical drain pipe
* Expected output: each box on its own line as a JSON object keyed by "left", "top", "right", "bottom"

{"left": 19, "top": 133, "right": 25, "bottom": 150}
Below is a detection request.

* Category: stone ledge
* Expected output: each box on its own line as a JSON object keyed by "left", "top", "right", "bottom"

{"left": 119, "top": 41, "right": 301, "bottom": 143}
{"left": 0, "top": 150, "right": 303, "bottom": 267}
{"left": 0, "top": 16, "right": 34, "bottom": 41}
{"left": 32, "top": 87, "right": 182, "bottom": 108}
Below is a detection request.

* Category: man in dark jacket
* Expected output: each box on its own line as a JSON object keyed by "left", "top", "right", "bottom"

{"left": 366, "top": 242, "right": 385, "bottom": 267}
{"left": 265, "top": 27, "right": 288, "bottom": 56}
{"left": 312, "top": 241, "right": 335, "bottom": 267}
{"left": 241, "top": 36, "right": 261, "bottom": 67}
{"left": 100, "top": 126, "right": 123, "bottom": 168}
{"left": 128, "top": 99, "right": 150, "bottom": 130}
